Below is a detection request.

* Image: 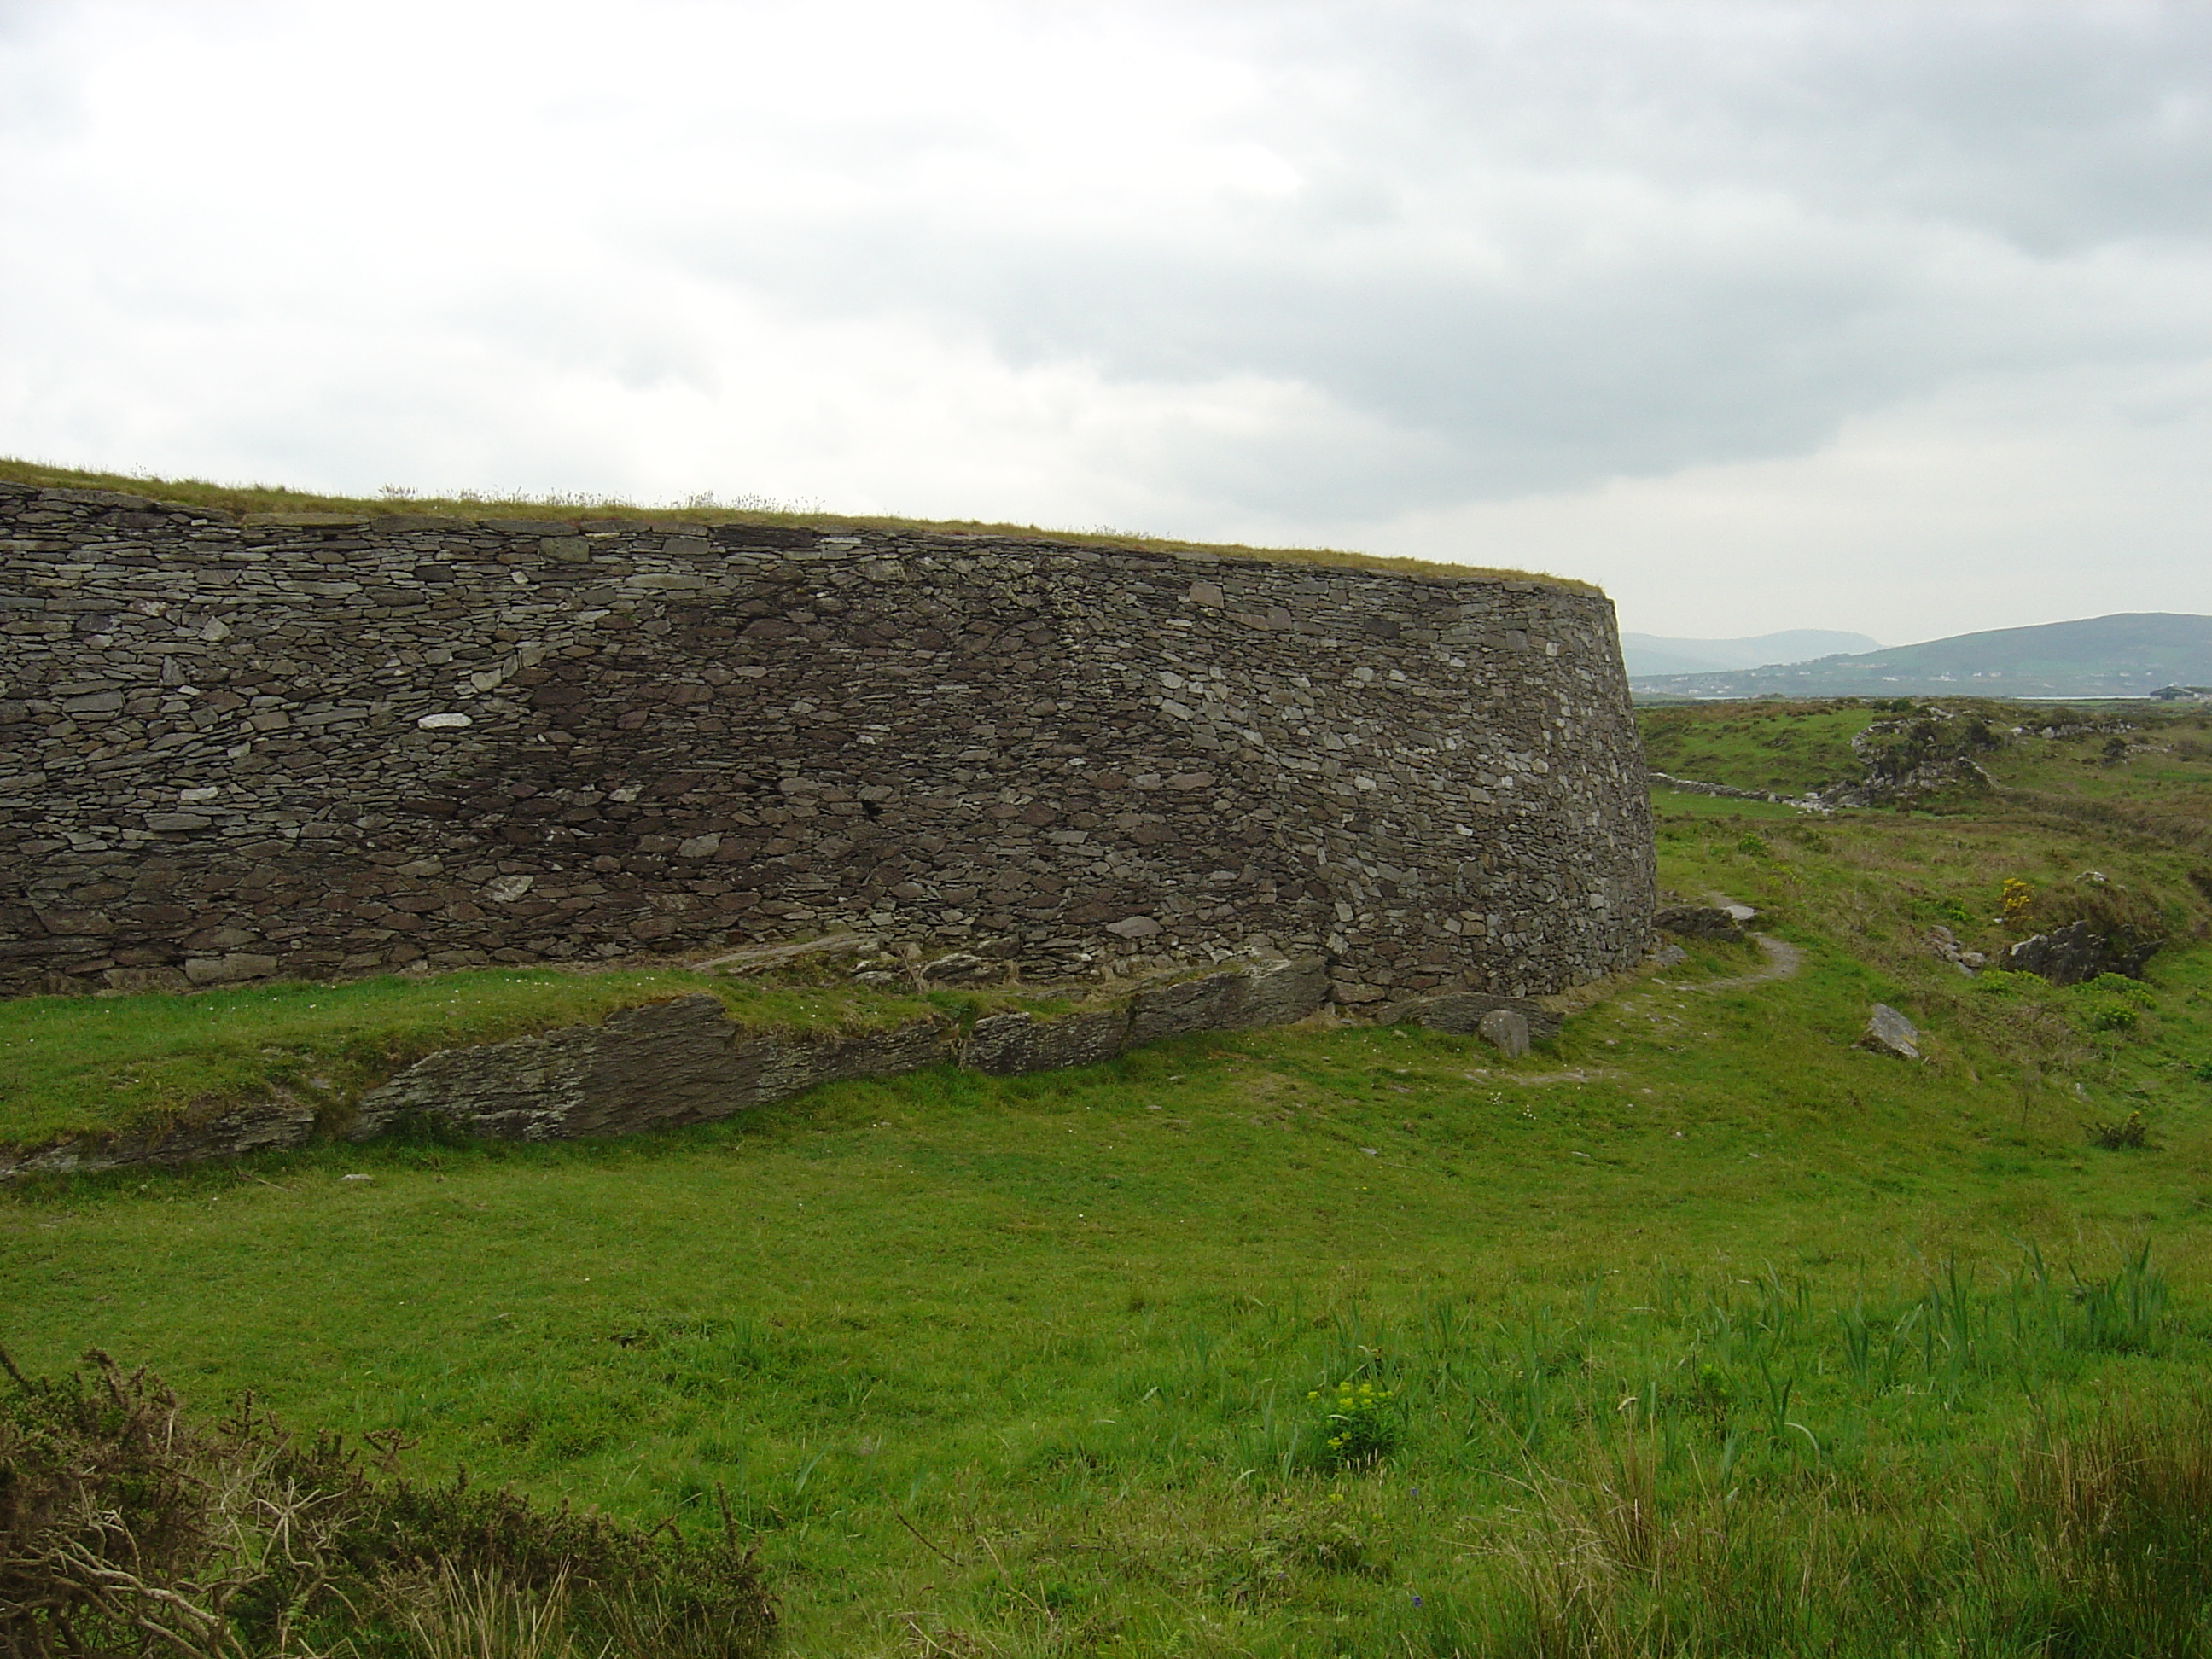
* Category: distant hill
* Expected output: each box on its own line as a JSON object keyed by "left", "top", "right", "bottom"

{"left": 1629, "top": 612, "right": 2212, "bottom": 700}
{"left": 1621, "top": 629, "right": 1883, "bottom": 678}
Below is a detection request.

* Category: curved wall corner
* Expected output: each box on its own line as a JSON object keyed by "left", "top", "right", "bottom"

{"left": 0, "top": 485, "right": 1655, "bottom": 1001}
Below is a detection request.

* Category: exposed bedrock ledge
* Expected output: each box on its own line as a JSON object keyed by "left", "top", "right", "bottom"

{"left": 3, "top": 956, "right": 1379, "bottom": 1177}
{"left": 346, "top": 996, "right": 952, "bottom": 1144}
{"left": 0, "top": 1091, "right": 324, "bottom": 1181}
{"left": 354, "top": 957, "right": 1337, "bottom": 1143}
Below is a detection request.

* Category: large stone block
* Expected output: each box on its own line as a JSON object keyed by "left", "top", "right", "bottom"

{"left": 1855, "top": 1004, "right": 1922, "bottom": 1061}
{"left": 1123, "top": 956, "right": 1329, "bottom": 1045}
{"left": 1476, "top": 1008, "right": 1530, "bottom": 1057}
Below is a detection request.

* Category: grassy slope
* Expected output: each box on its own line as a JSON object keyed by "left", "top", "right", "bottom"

{"left": 0, "top": 455, "right": 1597, "bottom": 593}
{"left": 1641, "top": 696, "right": 2212, "bottom": 823}
{"left": 7, "top": 703, "right": 2212, "bottom": 1654}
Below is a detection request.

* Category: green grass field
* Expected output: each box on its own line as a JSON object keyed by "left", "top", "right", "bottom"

{"left": 9, "top": 701, "right": 2212, "bottom": 1656}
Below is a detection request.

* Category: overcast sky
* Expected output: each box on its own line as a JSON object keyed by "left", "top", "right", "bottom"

{"left": 3, "top": 1, "right": 2208, "bottom": 642}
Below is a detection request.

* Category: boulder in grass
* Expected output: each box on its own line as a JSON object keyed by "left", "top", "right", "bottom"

{"left": 1476, "top": 1007, "right": 1531, "bottom": 1059}
{"left": 1855, "top": 1004, "right": 1922, "bottom": 1061}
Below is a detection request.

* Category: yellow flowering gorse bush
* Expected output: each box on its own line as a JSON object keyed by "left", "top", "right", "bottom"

{"left": 1308, "top": 1377, "right": 1398, "bottom": 1467}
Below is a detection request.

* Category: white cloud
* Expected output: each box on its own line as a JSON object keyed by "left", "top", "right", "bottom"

{"left": 1, "top": 0, "right": 2208, "bottom": 640}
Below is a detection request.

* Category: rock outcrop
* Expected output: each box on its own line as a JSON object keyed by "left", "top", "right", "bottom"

{"left": 1855, "top": 1004, "right": 1923, "bottom": 1061}
{"left": 2000, "top": 921, "right": 2160, "bottom": 987}
{"left": 1652, "top": 905, "right": 1749, "bottom": 943}
{"left": 0, "top": 1091, "right": 322, "bottom": 1179}
{"left": 1376, "top": 990, "right": 1560, "bottom": 1041}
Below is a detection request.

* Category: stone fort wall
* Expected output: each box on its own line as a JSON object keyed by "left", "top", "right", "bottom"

{"left": 0, "top": 483, "right": 1655, "bottom": 1001}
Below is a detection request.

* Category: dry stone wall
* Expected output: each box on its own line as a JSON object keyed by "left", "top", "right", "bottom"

{"left": 1, "top": 484, "right": 1655, "bottom": 999}
{"left": 1, "top": 957, "right": 1333, "bottom": 1177}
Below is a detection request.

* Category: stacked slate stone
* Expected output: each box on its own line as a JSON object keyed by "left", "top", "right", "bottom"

{"left": 0, "top": 484, "right": 1656, "bottom": 1001}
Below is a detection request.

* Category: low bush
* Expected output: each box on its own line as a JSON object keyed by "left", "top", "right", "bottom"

{"left": 1309, "top": 1378, "right": 1400, "bottom": 1469}
{"left": 2087, "top": 1110, "right": 2152, "bottom": 1151}
{"left": 0, "top": 1350, "right": 775, "bottom": 1659}
{"left": 2081, "top": 995, "right": 2143, "bottom": 1033}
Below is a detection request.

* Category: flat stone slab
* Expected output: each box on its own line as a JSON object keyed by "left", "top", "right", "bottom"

{"left": 692, "top": 934, "right": 879, "bottom": 975}
{"left": 966, "top": 1006, "right": 1131, "bottom": 1075}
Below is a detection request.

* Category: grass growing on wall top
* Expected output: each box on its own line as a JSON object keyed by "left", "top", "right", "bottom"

{"left": 0, "top": 455, "right": 1603, "bottom": 594}
{"left": 0, "top": 969, "right": 948, "bottom": 1150}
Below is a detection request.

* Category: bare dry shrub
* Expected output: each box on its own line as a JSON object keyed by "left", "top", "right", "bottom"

{"left": 0, "top": 1349, "right": 313, "bottom": 1657}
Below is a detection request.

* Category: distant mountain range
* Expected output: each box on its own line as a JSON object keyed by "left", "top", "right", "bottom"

{"left": 1628, "top": 612, "right": 2212, "bottom": 700}
{"left": 1621, "top": 629, "right": 1884, "bottom": 678}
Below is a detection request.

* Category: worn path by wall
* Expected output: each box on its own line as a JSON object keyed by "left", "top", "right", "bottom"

{"left": 1, "top": 485, "right": 1654, "bottom": 999}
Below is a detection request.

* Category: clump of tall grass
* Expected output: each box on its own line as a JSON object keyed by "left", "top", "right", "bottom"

{"left": 1467, "top": 1390, "right": 2212, "bottom": 1657}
